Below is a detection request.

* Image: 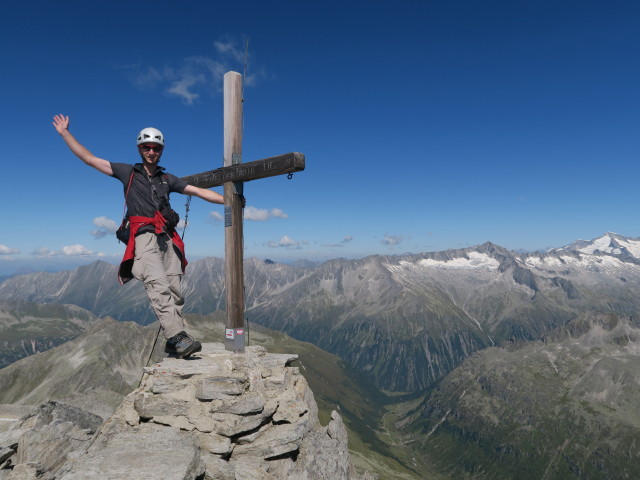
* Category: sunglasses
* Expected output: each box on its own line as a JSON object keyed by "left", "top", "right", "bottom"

{"left": 140, "top": 144, "right": 163, "bottom": 152}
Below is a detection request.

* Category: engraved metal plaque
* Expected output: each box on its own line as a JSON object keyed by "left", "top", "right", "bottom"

{"left": 225, "top": 206, "right": 232, "bottom": 227}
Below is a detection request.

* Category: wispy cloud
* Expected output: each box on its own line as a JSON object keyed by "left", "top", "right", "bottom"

{"left": 32, "top": 247, "right": 56, "bottom": 257}
{"left": 32, "top": 245, "right": 103, "bottom": 257}
{"left": 323, "top": 236, "right": 354, "bottom": 248}
{"left": 381, "top": 234, "right": 404, "bottom": 246}
{"left": 214, "top": 40, "right": 245, "bottom": 63}
{"left": 0, "top": 244, "right": 20, "bottom": 255}
{"left": 91, "top": 216, "right": 118, "bottom": 239}
{"left": 167, "top": 70, "right": 205, "bottom": 105}
{"left": 130, "top": 66, "right": 167, "bottom": 88}
{"left": 266, "top": 236, "right": 308, "bottom": 250}
{"left": 125, "top": 36, "right": 266, "bottom": 105}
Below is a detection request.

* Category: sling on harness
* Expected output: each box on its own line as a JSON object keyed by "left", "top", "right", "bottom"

{"left": 118, "top": 211, "right": 187, "bottom": 285}
{"left": 116, "top": 167, "right": 187, "bottom": 285}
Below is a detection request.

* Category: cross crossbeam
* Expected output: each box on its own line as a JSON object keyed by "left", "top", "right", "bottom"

{"left": 181, "top": 152, "right": 305, "bottom": 188}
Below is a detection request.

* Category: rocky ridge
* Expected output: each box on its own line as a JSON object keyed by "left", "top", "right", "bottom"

{"left": 0, "top": 343, "right": 366, "bottom": 480}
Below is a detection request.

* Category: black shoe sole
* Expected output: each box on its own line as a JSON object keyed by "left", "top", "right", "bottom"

{"left": 172, "top": 340, "right": 202, "bottom": 359}
{"left": 182, "top": 340, "right": 202, "bottom": 358}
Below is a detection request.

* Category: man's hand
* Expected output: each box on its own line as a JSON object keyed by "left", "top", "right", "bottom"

{"left": 52, "top": 114, "right": 70, "bottom": 135}
{"left": 52, "top": 114, "right": 113, "bottom": 176}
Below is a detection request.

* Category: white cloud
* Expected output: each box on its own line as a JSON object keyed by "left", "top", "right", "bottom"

{"left": 244, "top": 207, "right": 289, "bottom": 221}
{"left": 167, "top": 71, "right": 206, "bottom": 105}
{"left": 381, "top": 234, "right": 404, "bottom": 246}
{"left": 278, "top": 236, "right": 298, "bottom": 247}
{"left": 213, "top": 39, "right": 264, "bottom": 87}
{"left": 270, "top": 209, "right": 288, "bottom": 219}
{"left": 244, "top": 207, "right": 270, "bottom": 221}
{"left": 91, "top": 216, "right": 119, "bottom": 239}
{"left": 208, "top": 211, "right": 224, "bottom": 223}
{"left": 128, "top": 58, "right": 216, "bottom": 105}
{"left": 32, "top": 245, "right": 102, "bottom": 257}
{"left": 0, "top": 244, "right": 20, "bottom": 255}
{"left": 267, "top": 236, "right": 307, "bottom": 250}
{"left": 209, "top": 205, "right": 288, "bottom": 224}
{"left": 125, "top": 36, "right": 266, "bottom": 106}
{"left": 61, "top": 245, "right": 96, "bottom": 256}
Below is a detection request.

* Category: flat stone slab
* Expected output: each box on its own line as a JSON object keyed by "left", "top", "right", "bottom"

{"left": 58, "top": 424, "right": 201, "bottom": 480}
{"left": 143, "top": 343, "right": 297, "bottom": 378}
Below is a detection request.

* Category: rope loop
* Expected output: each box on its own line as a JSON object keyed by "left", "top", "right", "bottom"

{"left": 181, "top": 195, "right": 192, "bottom": 240}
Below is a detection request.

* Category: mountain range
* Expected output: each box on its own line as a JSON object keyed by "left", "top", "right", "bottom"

{"left": 1, "top": 232, "right": 639, "bottom": 393}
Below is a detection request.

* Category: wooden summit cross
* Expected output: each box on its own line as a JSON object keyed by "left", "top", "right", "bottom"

{"left": 181, "top": 71, "right": 305, "bottom": 354}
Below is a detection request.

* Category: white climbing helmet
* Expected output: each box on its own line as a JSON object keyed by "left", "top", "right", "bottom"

{"left": 136, "top": 127, "right": 165, "bottom": 147}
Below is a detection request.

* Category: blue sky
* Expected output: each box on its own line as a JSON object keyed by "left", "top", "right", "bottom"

{"left": 1, "top": 0, "right": 639, "bottom": 275}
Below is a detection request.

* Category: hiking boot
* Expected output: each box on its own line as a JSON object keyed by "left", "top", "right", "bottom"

{"left": 165, "top": 331, "right": 202, "bottom": 358}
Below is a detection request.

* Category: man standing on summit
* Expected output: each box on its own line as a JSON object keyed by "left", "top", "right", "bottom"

{"left": 52, "top": 114, "right": 224, "bottom": 359}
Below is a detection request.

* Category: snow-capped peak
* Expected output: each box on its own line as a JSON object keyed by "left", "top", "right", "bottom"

{"left": 577, "top": 233, "right": 619, "bottom": 255}
{"left": 556, "top": 233, "right": 640, "bottom": 259}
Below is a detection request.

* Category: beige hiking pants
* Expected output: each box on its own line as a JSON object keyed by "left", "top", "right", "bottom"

{"left": 131, "top": 232, "right": 185, "bottom": 339}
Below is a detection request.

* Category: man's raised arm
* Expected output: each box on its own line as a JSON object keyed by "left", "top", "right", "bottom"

{"left": 52, "top": 114, "right": 113, "bottom": 176}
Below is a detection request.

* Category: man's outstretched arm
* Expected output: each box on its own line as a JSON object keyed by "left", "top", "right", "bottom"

{"left": 52, "top": 114, "right": 113, "bottom": 176}
{"left": 183, "top": 185, "right": 225, "bottom": 204}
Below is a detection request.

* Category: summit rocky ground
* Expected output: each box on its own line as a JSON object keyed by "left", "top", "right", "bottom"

{"left": 0, "top": 343, "right": 369, "bottom": 480}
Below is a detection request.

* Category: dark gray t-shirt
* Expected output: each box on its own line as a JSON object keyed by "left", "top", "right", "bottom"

{"left": 110, "top": 162, "right": 188, "bottom": 223}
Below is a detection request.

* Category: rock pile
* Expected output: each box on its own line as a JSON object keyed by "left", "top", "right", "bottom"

{"left": 1, "top": 343, "right": 363, "bottom": 479}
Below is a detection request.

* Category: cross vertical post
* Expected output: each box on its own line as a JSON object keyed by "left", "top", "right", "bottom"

{"left": 223, "top": 71, "right": 245, "bottom": 353}
{"left": 182, "top": 72, "right": 305, "bottom": 353}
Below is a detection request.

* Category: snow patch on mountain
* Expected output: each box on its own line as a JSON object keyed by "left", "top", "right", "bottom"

{"left": 577, "top": 234, "right": 620, "bottom": 255}
{"left": 615, "top": 237, "right": 640, "bottom": 258}
{"left": 553, "top": 233, "right": 640, "bottom": 259}
{"left": 521, "top": 252, "right": 640, "bottom": 279}
{"left": 522, "top": 256, "right": 564, "bottom": 269}
{"left": 416, "top": 252, "right": 501, "bottom": 271}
